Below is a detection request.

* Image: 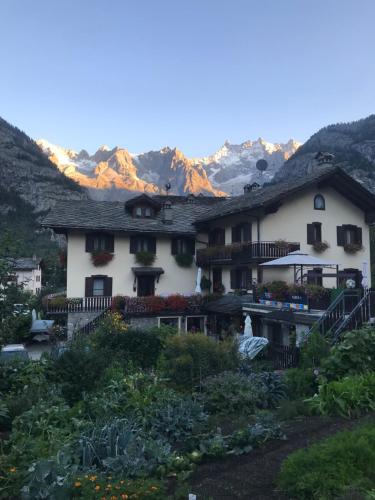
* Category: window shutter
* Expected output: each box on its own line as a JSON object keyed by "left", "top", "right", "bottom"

{"left": 104, "top": 277, "right": 113, "bottom": 296}
{"left": 105, "top": 234, "right": 114, "bottom": 252}
{"left": 246, "top": 267, "right": 252, "bottom": 289}
{"left": 129, "top": 236, "right": 137, "bottom": 254}
{"left": 232, "top": 226, "right": 240, "bottom": 243}
{"left": 148, "top": 237, "right": 156, "bottom": 254}
{"left": 85, "top": 234, "right": 94, "bottom": 252}
{"left": 307, "top": 224, "right": 314, "bottom": 244}
{"left": 187, "top": 238, "right": 196, "bottom": 255}
{"left": 171, "top": 238, "right": 178, "bottom": 255}
{"left": 356, "top": 226, "right": 363, "bottom": 245}
{"left": 243, "top": 223, "right": 252, "bottom": 242}
{"left": 230, "top": 269, "right": 236, "bottom": 290}
{"left": 85, "top": 277, "right": 93, "bottom": 297}
{"left": 337, "top": 226, "right": 345, "bottom": 246}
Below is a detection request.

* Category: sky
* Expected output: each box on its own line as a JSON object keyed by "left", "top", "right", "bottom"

{"left": 1, "top": 0, "right": 375, "bottom": 157}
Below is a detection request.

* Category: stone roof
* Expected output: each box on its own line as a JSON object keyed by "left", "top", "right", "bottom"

{"left": 41, "top": 196, "right": 218, "bottom": 235}
{"left": 196, "top": 166, "right": 375, "bottom": 223}
{"left": 12, "top": 257, "right": 41, "bottom": 270}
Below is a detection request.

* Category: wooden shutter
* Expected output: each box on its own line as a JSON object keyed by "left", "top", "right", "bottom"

{"left": 187, "top": 238, "right": 196, "bottom": 255}
{"left": 105, "top": 234, "right": 114, "bottom": 252}
{"left": 307, "top": 224, "right": 314, "bottom": 244}
{"left": 232, "top": 226, "right": 240, "bottom": 243}
{"left": 85, "top": 234, "right": 94, "bottom": 252}
{"left": 356, "top": 226, "right": 363, "bottom": 245}
{"left": 85, "top": 277, "right": 93, "bottom": 297}
{"left": 230, "top": 269, "right": 236, "bottom": 290}
{"left": 104, "top": 277, "right": 113, "bottom": 296}
{"left": 337, "top": 226, "right": 345, "bottom": 246}
{"left": 171, "top": 238, "right": 178, "bottom": 255}
{"left": 246, "top": 267, "right": 252, "bottom": 289}
{"left": 148, "top": 237, "right": 156, "bottom": 254}
{"left": 129, "top": 236, "right": 138, "bottom": 253}
{"left": 243, "top": 223, "right": 252, "bottom": 242}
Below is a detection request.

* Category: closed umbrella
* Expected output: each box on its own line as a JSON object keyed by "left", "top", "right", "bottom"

{"left": 195, "top": 267, "right": 202, "bottom": 294}
{"left": 244, "top": 314, "right": 253, "bottom": 338}
{"left": 362, "top": 261, "right": 369, "bottom": 289}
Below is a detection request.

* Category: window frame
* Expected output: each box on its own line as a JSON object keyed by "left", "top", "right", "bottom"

{"left": 92, "top": 277, "right": 105, "bottom": 296}
{"left": 314, "top": 194, "right": 326, "bottom": 211}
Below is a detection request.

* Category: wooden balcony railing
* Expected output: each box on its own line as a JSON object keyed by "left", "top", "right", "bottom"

{"left": 196, "top": 241, "right": 300, "bottom": 267}
{"left": 46, "top": 296, "right": 113, "bottom": 314}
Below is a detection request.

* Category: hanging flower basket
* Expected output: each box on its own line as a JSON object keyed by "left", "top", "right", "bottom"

{"left": 135, "top": 251, "right": 156, "bottom": 266}
{"left": 174, "top": 253, "right": 193, "bottom": 267}
{"left": 91, "top": 251, "right": 114, "bottom": 267}
{"left": 313, "top": 241, "right": 329, "bottom": 253}
{"left": 344, "top": 243, "right": 363, "bottom": 254}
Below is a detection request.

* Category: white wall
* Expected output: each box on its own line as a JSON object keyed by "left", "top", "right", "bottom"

{"left": 67, "top": 232, "right": 203, "bottom": 298}
{"left": 16, "top": 268, "right": 42, "bottom": 294}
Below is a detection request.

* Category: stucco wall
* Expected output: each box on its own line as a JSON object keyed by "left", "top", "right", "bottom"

{"left": 66, "top": 232, "right": 205, "bottom": 298}
{"left": 16, "top": 268, "right": 42, "bottom": 294}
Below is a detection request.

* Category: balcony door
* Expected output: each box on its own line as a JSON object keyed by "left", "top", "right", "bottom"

{"left": 137, "top": 275, "right": 155, "bottom": 297}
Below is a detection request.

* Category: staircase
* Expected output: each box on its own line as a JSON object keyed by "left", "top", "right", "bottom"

{"left": 308, "top": 289, "right": 375, "bottom": 342}
{"left": 74, "top": 307, "right": 111, "bottom": 337}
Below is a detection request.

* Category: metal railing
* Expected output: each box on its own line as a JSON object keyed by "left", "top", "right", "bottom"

{"left": 333, "top": 289, "right": 375, "bottom": 342}
{"left": 196, "top": 241, "right": 300, "bottom": 267}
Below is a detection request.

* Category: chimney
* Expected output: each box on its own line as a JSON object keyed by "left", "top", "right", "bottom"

{"left": 315, "top": 151, "right": 335, "bottom": 166}
{"left": 243, "top": 184, "right": 252, "bottom": 194}
{"left": 162, "top": 201, "right": 173, "bottom": 223}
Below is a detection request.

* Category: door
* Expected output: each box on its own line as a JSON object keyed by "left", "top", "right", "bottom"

{"left": 137, "top": 275, "right": 155, "bottom": 297}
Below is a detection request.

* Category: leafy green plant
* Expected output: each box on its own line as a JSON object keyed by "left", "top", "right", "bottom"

{"left": 284, "top": 367, "right": 318, "bottom": 398}
{"left": 200, "top": 275, "right": 211, "bottom": 290}
{"left": 174, "top": 253, "right": 193, "bottom": 267}
{"left": 300, "top": 330, "right": 330, "bottom": 368}
{"left": 307, "top": 372, "right": 375, "bottom": 418}
{"left": 278, "top": 423, "right": 375, "bottom": 499}
{"left": 321, "top": 327, "right": 375, "bottom": 380}
{"left": 135, "top": 251, "right": 155, "bottom": 266}
{"left": 161, "top": 333, "right": 240, "bottom": 390}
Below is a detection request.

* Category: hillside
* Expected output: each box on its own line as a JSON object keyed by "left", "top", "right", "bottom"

{"left": 276, "top": 115, "right": 375, "bottom": 191}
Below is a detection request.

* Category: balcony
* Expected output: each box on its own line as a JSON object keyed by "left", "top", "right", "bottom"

{"left": 196, "top": 241, "right": 300, "bottom": 267}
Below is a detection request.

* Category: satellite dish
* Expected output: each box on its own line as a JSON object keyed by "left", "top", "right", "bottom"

{"left": 165, "top": 182, "right": 171, "bottom": 194}
{"left": 256, "top": 159, "right": 268, "bottom": 172}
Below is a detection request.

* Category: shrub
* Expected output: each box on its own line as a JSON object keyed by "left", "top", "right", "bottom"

{"left": 308, "top": 372, "right": 375, "bottom": 418}
{"left": 321, "top": 327, "right": 375, "bottom": 380}
{"left": 276, "top": 399, "right": 311, "bottom": 420}
{"left": 257, "top": 281, "right": 289, "bottom": 301}
{"left": 161, "top": 333, "right": 240, "bottom": 389}
{"left": 174, "top": 253, "right": 193, "bottom": 267}
{"left": 284, "top": 367, "right": 318, "bottom": 399}
{"left": 199, "top": 371, "right": 286, "bottom": 415}
{"left": 0, "top": 314, "right": 32, "bottom": 345}
{"left": 278, "top": 424, "right": 375, "bottom": 499}
{"left": 300, "top": 330, "right": 330, "bottom": 368}
{"left": 135, "top": 251, "right": 155, "bottom": 266}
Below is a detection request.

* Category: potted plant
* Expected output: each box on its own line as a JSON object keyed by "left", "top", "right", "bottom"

{"left": 274, "top": 239, "right": 290, "bottom": 250}
{"left": 165, "top": 294, "right": 188, "bottom": 311}
{"left": 313, "top": 241, "right": 329, "bottom": 253}
{"left": 344, "top": 243, "right": 363, "bottom": 254}
{"left": 91, "top": 250, "right": 114, "bottom": 267}
{"left": 174, "top": 253, "right": 193, "bottom": 267}
{"left": 135, "top": 251, "right": 156, "bottom": 266}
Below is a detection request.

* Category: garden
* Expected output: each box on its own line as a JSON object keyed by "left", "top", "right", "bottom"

{"left": 0, "top": 311, "right": 374, "bottom": 499}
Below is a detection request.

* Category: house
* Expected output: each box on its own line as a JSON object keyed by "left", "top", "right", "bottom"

{"left": 42, "top": 165, "right": 375, "bottom": 340}
{"left": 10, "top": 257, "right": 42, "bottom": 294}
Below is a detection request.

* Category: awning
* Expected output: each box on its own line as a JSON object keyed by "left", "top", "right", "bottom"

{"left": 30, "top": 319, "right": 54, "bottom": 333}
{"left": 204, "top": 294, "right": 251, "bottom": 315}
{"left": 260, "top": 250, "right": 337, "bottom": 267}
{"left": 131, "top": 267, "right": 164, "bottom": 276}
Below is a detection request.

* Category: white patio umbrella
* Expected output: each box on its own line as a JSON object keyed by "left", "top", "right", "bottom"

{"left": 195, "top": 267, "right": 202, "bottom": 294}
{"left": 361, "top": 261, "right": 369, "bottom": 289}
{"left": 244, "top": 314, "right": 253, "bottom": 338}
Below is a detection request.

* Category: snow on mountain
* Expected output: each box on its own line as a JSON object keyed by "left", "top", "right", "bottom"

{"left": 37, "top": 137, "right": 301, "bottom": 198}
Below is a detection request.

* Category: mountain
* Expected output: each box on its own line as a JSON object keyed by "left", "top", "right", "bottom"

{"left": 0, "top": 117, "right": 86, "bottom": 278}
{"left": 275, "top": 115, "right": 375, "bottom": 190}
{"left": 37, "top": 137, "right": 300, "bottom": 198}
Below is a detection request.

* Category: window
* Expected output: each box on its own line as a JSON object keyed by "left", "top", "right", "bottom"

{"left": 230, "top": 267, "right": 251, "bottom": 290}
{"left": 212, "top": 268, "right": 223, "bottom": 292}
{"left": 93, "top": 278, "right": 105, "bottom": 296}
{"left": 130, "top": 236, "right": 156, "bottom": 254}
{"left": 134, "top": 206, "right": 153, "bottom": 217}
{"left": 186, "top": 316, "right": 206, "bottom": 333}
{"left": 314, "top": 194, "right": 325, "bottom": 210}
{"left": 232, "top": 223, "right": 252, "bottom": 243}
{"left": 307, "top": 268, "right": 323, "bottom": 286}
{"left": 158, "top": 317, "right": 181, "bottom": 329}
{"left": 171, "top": 237, "right": 195, "bottom": 255}
{"left": 337, "top": 225, "right": 362, "bottom": 246}
{"left": 307, "top": 222, "right": 322, "bottom": 244}
{"left": 86, "top": 233, "right": 114, "bottom": 253}
{"left": 208, "top": 228, "right": 225, "bottom": 246}
{"left": 36, "top": 275, "right": 40, "bottom": 282}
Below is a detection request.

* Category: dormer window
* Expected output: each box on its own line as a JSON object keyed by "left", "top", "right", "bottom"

{"left": 134, "top": 206, "right": 152, "bottom": 217}
{"left": 314, "top": 194, "right": 325, "bottom": 210}
{"left": 124, "top": 194, "right": 161, "bottom": 218}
